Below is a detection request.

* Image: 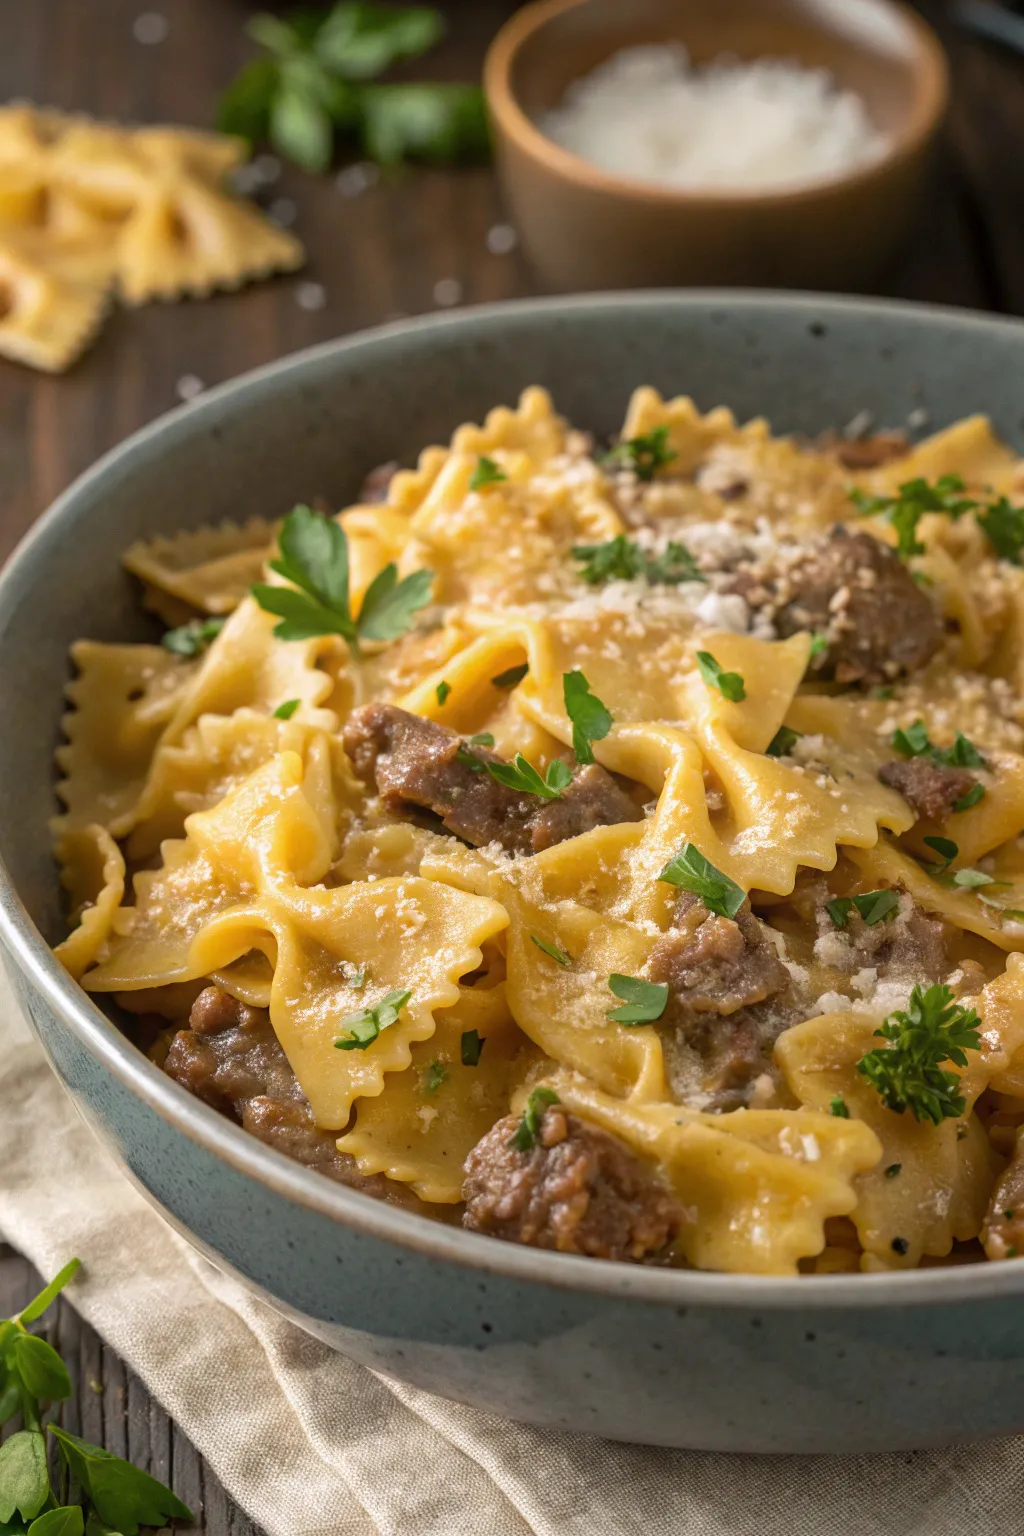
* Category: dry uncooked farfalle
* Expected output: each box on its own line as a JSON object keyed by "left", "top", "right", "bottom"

{"left": 0, "top": 102, "right": 306, "bottom": 371}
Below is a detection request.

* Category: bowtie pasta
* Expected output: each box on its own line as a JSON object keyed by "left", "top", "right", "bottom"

{"left": 54, "top": 386, "right": 1024, "bottom": 1275}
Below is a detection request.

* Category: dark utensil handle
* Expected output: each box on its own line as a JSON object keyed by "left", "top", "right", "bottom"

{"left": 953, "top": 0, "right": 1024, "bottom": 53}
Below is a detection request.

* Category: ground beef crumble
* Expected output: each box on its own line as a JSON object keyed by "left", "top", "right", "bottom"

{"left": 983, "top": 1126, "right": 1024, "bottom": 1261}
{"left": 877, "top": 757, "right": 976, "bottom": 822}
{"left": 343, "top": 702, "right": 640, "bottom": 854}
{"left": 463, "top": 1103, "right": 683, "bottom": 1260}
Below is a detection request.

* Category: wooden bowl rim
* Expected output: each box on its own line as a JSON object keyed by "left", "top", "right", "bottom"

{"left": 483, "top": 0, "right": 950, "bottom": 208}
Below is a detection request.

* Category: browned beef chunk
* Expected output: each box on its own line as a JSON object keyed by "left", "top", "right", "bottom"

{"left": 815, "top": 889, "right": 948, "bottom": 982}
{"left": 648, "top": 891, "right": 793, "bottom": 1111}
{"left": 983, "top": 1126, "right": 1024, "bottom": 1261}
{"left": 342, "top": 702, "right": 640, "bottom": 855}
{"left": 358, "top": 461, "right": 398, "bottom": 503}
{"left": 821, "top": 431, "right": 910, "bottom": 470}
{"left": 775, "top": 527, "right": 942, "bottom": 686}
{"left": 463, "top": 1102, "right": 682, "bottom": 1260}
{"left": 163, "top": 987, "right": 403, "bottom": 1199}
{"left": 877, "top": 757, "right": 976, "bottom": 822}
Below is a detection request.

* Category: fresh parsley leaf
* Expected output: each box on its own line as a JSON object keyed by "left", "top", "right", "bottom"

{"left": 11, "top": 1336, "right": 70, "bottom": 1402}
{"left": 852, "top": 475, "right": 979, "bottom": 561}
{"left": 460, "top": 1028, "right": 484, "bottom": 1066}
{"left": 892, "top": 721, "right": 987, "bottom": 773}
{"left": 485, "top": 754, "right": 571, "bottom": 800}
{"left": 530, "top": 934, "right": 571, "bottom": 966}
{"left": 334, "top": 988, "right": 411, "bottom": 1050}
{"left": 273, "top": 698, "right": 300, "bottom": 720}
{"left": 508, "top": 1087, "right": 559, "bottom": 1152}
{"left": 435, "top": 680, "right": 451, "bottom": 706}
{"left": 344, "top": 961, "right": 368, "bottom": 989}
{"left": 48, "top": 1427, "right": 192, "bottom": 1536}
{"left": 161, "top": 616, "right": 225, "bottom": 658}
{"left": 468, "top": 731, "right": 494, "bottom": 746}
{"left": 455, "top": 743, "right": 487, "bottom": 772}
{"left": 562, "top": 670, "right": 612, "bottom": 765}
{"left": 217, "top": 55, "right": 278, "bottom": 145}
{"left": 696, "top": 650, "right": 746, "bottom": 702}
{"left": 253, "top": 505, "right": 432, "bottom": 651}
{"left": 359, "top": 82, "right": 489, "bottom": 166}
{"left": 954, "top": 782, "right": 986, "bottom": 812}
{"left": 922, "top": 835, "right": 958, "bottom": 874}
{"left": 644, "top": 541, "right": 706, "bottom": 584}
{"left": 491, "top": 662, "right": 528, "bottom": 688}
{"left": 885, "top": 1162, "right": 902, "bottom": 1178}
{"left": 424, "top": 1061, "right": 447, "bottom": 1092}
{"left": 808, "top": 632, "right": 829, "bottom": 661}
{"left": 469, "top": 455, "right": 507, "bottom": 491}
{"left": 601, "top": 425, "right": 676, "bottom": 482}
{"left": 659, "top": 843, "right": 746, "bottom": 919}
{"left": 826, "top": 890, "right": 900, "bottom": 929}
{"left": 856, "top": 982, "right": 982, "bottom": 1125}
{"left": 951, "top": 867, "right": 995, "bottom": 889}
{"left": 892, "top": 719, "right": 931, "bottom": 758}
{"left": 978, "top": 496, "right": 1024, "bottom": 563}
{"left": 571, "top": 535, "right": 643, "bottom": 585}
{"left": 270, "top": 66, "right": 338, "bottom": 171}
{"left": 938, "top": 732, "right": 987, "bottom": 769}
{"left": 27, "top": 1508, "right": 84, "bottom": 1536}
{"left": 829, "top": 1094, "right": 850, "bottom": 1118}
{"left": 766, "top": 725, "right": 801, "bottom": 758}
{"left": 607, "top": 975, "right": 669, "bottom": 1025}
{"left": 315, "top": 5, "right": 445, "bottom": 79}
{"left": 0, "top": 1433, "right": 48, "bottom": 1525}
{"left": 18, "top": 1260, "right": 80, "bottom": 1327}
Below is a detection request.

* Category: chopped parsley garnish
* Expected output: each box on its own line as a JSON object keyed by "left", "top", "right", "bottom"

{"left": 344, "top": 961, "right": 368, "bottom": 989}
{"left": 950, "top": 867, "right": 995, "bottom": 889}
{"left": 829, "top": 1094, "right": 850, "bottom": 1118}
{"left": 435, "top": 680, "right": 451, "bottom": 706}
{"left": 162, "top": 616, "right": 225, "bottom": 658}
{"left": 252, "top": 504, "right": 433, "bottom": 653}
{"left": 885, "top": 1162, "right": 902, "bottom": 1178}
{"left": 468, "top": 731, "right": 495, "bottom": 746}
{"left": 917, "top": 836, "right": 1001, "bottom": 893}
{"left": 892, "top": 721, "right": 987, "bottom": 771}
{"left": 954, "top": 782, "right": 986, "bottom": 812}
{"left": 563, "top": 670, "right": 612, "bottom": 765}
{"left": 922, "top": 835, "right": 958, "bottom": 874}
{"left": 696, "top": 650, "right": 746, "bottom": 702}
{"left": 571, "top": 534, "right": 704, "bottom": 587}
{"left": 456, "top": 743, "right": 487, "bottom": 772}
{"left": 852, "top": 475, "right": 979, "bottom": 561}
{"left": 977, "top": 496, "right": 1024, "bottom": 563}
{"left": 659, "top": 843, "right": 747, "bottom": 919}
{"left": 508, "top": 1087, "right": 559, "bottom": 1152}
{"left": 470, "top": 455, "right": 507, "bottom": 491}
{"left": 856, "top": 982, "right": 982, "bottom": 1125}
{"left": 808, "top": 632, "right": 829, "bottom": 662}
{"left": 485, "top": 753, "right": 572, "bottom": 800}
{"left": 530, "top": 933, "right": 571, "bottom": 966}
{"left": 334, "top": 987, "right": 412, "bottom": 1050}
{"left": 766, "top": 725, "right": 802, "bottom": 758}
{"left": 273, "top": 698, "right": 300, "bottom": 719}
{"left": 491, "top": 662, "right": 528, "bottom": 688}
{"left": 424, "top": 1061, "right": 447, "bottom": 1092}
{"left": 460, "top": 1028, "right": 484, "bottom": 1066}
{"left": 826, "top": 890, "right": 900, "bottom": 929}
{"left": 606, "top": 975, "right": 670, "bottom": 1025}
{"left": 601, "top": 425, "right": 676, "bottom": 482}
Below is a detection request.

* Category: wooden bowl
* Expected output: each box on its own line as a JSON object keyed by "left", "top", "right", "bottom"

{"left": 483, "top": 0, "right": 949, "bottom": 291}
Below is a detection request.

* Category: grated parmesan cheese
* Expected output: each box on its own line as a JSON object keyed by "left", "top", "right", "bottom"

{"left": 541, "top": 44, "right": 887, "bottom": 193}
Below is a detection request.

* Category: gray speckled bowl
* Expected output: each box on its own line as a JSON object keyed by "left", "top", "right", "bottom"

{"left": 3, "top": 293, "right": 1024, "bottom": 1454}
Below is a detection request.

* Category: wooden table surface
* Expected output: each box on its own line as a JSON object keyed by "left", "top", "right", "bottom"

{"left": 2, "top": 0, "right": 1024, "bottom": 1530}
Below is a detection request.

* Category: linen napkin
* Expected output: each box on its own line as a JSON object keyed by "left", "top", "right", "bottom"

{"left": 2, "top": 973, "right": 1022, "bottom": 1536}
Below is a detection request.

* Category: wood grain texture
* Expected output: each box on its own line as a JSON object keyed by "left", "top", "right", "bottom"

{"left": 2, "top": 0, "right": 1024, "bottom": 1531}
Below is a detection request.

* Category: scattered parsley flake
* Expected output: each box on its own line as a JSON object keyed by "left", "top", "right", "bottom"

{"left": 808, "top": 632, "right": 829, "bottom": 661}
{"left": 424, "top": 1061, "right": 447, "bottom": 1092}
{"left": 645, "top": 541, "right": 705, "bottom": 584}
{"left": 571, "top": 534, "right": 705, "bottom": 586}
{"left": 856, "top": 982, "right": 982, "bottom": 1124}
{"left": 600, "top": 425, "right": 676, "bottom": 481}
{"left": 344, "top": 961, "right": 368, "bottom": 990}
{"left": 950, "top": 867, "right": 996, "bottom": 889}
{"left": 455, "top": 742, "right": 487, "bottom": 772}
{"left": 922, "top": 835, "right": 958, "bottom": 874}
{"left": 508, "top": 1087, "right": 559, "bottom": 1152}
{"left": 563, "top": 670, "right": 612, "bottom": 765}
{"left": 468, "top": 731, "right": 495, "bottom": 746}
{"left": 826, "top": 890, "right": 900, "bottom": 929}
{"left": 852, "top": 474, "right": 979, "bottom": 561}
{"left": 470, "top": 455, "right": 507, "bottom": 491}
{"left": 829, "top": 1094, "right": 850, "bottom": 1118}
{"left": 1004, "top": 1208, "right": 1016, "bottom": 1219}
{"left": 530, "top": 933, "right": 571, "bottom": 966}
{"left": 435, "top": 680, "right": 451, "bottom": 706}
{"left": 892, "top": 721, "right": 987, "bottom": 772}
{"left": 606, "top": 974, "right": 669, "bottom": 1025}
{"left": 954, "top": 782, "right": 986, "bottom": 812}
{"left": 978, "top": 496, "right": 1024, "bottom": 563}
{"left": 659, "top": 843, "right": 746, "bottom": 919}
{"left": 484, "top": 753, "right": 572, "bottom": 800}
{"left": 885, "top": 1162, "right": 902, "bottom": 1178}
{"left": 766, "top": 725, "right": 802, "bottom": 758}
{"left": 335, "top": 987, "right": 411, "bottom": 1050}
{"left": 460, "top": 1028, "right": 484, "bottom": 1066}
{"left": 161, "top": 616, "right": 225, "bottom": 658}
{"left": 491, "top": 662, "right": 528, "bottom": 689}
{"left": 273, "top": 698, "right": 300, "bottom": 719}
{"left": 696, "top": 650, "right": 746, "bottom": 702}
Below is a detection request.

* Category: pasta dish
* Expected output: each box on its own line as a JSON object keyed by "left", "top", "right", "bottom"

{"left": 53, "top": 386, "right": 1024, "bottom": 1276}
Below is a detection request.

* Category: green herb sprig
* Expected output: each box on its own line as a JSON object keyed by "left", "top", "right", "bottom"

{"left": 252, "top": 504, "right": 432, "bottom": 653}
{"left": 161, "top": 616, "right": 225, "bottom": 658}
{"left": 530, "top": 934, "right": 571, "bottom": 966}
{"left": 856, "top": 982, "right": 982, "bottom": 1125}
{"left": 571, "top": 534, "right": 704, "bottom": 587}
{"left": 766, "top": 725, "right": 802, "bottom": 758}
{"left": 851, "top": 475, "right": 979, "bottom": 561}
{"left": 600, "top": 426, "right": 676, "bottom": 482}
{"left": 479, "top": 752, "right": 572, "bottom": 801}
{"left": 696, "top": 650, "right": 746, "bottom": 702}
{"left": 606, "top": 975, "right": 669, "bottom": 1025}
{"left": 508, "top": 1087, "right": 559, "bottom": 1152}
{"left": 659, "top": 843, "right": 746, "bottom": 919}
{"left": 274, "top": 697, "right": 300, "bottom": 719}
{"left": 335, "top": 987, "right": 412, "bottom": 1050}
{"left": 0, "top": 1261, "right": 192, "bottom": 1535}
{"left": 826, "top": 890, "right": 900, "bottom": 928}
{"left": 891, "top": 721, "right": 987, "bottom": 771}
{"left": 218, "top": 4, "right": 489, "bottom": 172}
{"left": 562, "top": 670, "right": 612, "bottom": 765}
{"left": 491, "top": 662, "right": 528, "bottom": 689}
{"left": 469, "top": 456, "right": 507, "bottom": 491}
{"left": 460, "top": 1028, "right": 484, "bottom": 1066}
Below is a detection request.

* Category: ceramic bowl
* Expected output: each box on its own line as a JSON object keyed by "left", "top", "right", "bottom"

{"left": 484, "top": 0, "right": 948, "bottom": 291}
{"left": 3, "top": 293, "right": 1024, "bottom": 1454}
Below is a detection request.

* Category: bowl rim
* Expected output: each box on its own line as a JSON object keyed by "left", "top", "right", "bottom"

{"left": 7, "top": 287, "right": 1024, "bottom": 1314}
{"left": 483, "top": 0, "right": 949, "bottom": 207}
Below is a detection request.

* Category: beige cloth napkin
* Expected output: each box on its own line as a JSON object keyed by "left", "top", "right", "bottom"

{"left": 2, "top": 976, "right": 1023, "bottom": 1536}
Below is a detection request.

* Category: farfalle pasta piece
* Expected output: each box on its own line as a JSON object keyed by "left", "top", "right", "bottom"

{"left": 123, "top": 519, "right": 276, "bottom": 619}
{"left": 0, "top": 237, "right": 109, "bottom": 371}
{"left": 53, "top": 824, "right": 126, "bottom": 981}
